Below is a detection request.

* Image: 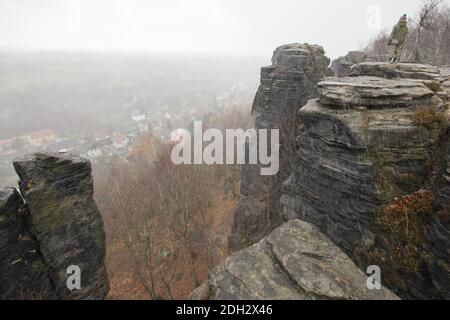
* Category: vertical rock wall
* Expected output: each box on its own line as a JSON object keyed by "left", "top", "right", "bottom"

{"left": 228, "top": 43, "right": 330, "bottom": 251}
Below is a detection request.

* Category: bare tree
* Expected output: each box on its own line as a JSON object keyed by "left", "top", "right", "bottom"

{"left": 412, "top": 0, "right": 443, "bottom": 62}
{"left": 94, "top": 106, "right": 251, "bottom": 299}
{"left": 366, "top": 0, "right": 450, "bottom": 65}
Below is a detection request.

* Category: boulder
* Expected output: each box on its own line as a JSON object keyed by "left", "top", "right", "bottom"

{"left": 192, "top": 220, "right": 398, "bottom": 300}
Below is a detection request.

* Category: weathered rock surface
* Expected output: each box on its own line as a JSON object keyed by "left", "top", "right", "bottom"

{"left": 281, "top": 64, "right": 449, "bottom": 299}
{"left": 330, "top": 51, "right": 372, "bottom": 77}
{"left": 350, "top": 62, "right": 442, "bottom": 80}
{"left": 0, "top": 188, "right": 53, "bottom": 299}
{"left": 228, "top": 43, "right": 330, "bottom": 251}
{"left": 318, "top": 76, "right": 438, "bottom": 108}
{"left": 192, "top": 220, "right": 398, "bottom": 300}
{"left": 0, "top": 152, "right": 108, "bottom": 299}
{"left": 351, "top": 62, "right": 450, "bottom": 104}
{"left": 423, "top": 140, "right": 450, "bottom": 299}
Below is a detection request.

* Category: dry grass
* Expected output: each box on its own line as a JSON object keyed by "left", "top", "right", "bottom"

{"left": 410, "top": 107, "right": 446, "bottom": 129}
{"left": 369, "top": 189, "right": 434, "bottom": 275}
{"left": 422, "top": 81, "right": 441, "bottom": 93}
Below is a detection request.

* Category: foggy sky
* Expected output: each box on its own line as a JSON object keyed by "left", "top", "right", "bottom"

{"left": 0, "top": 0, "right": 431, "bottom": 59}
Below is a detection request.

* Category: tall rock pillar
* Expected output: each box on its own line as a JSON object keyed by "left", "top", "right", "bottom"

{"left": 228, "top": 44, "right": 330, "bottom": 251}
{"left": 0, "top": 152, "right": 108, "bottom": 299}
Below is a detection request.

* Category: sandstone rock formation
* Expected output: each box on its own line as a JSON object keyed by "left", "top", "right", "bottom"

{"left": 281, "top": 63, "right": 449, "bottom": 299}
{"left": 228, "top": 43, "right": 330, "bottom": 251}
{"left": 191, "top": 220, "right": 398, "bottom": 300}
{"left": 317, "top": 76, "right": 438, "bottom": 108}
{"left": 423, "top": 136, "right": 450, "bottom": 299}
{"left": 330, "top": 51, "right": 372, "bottom": 77}
{"left": 227, "top": 46, "right": 449, "bottom": 299}
{"left": 350, "top": 62, "right": 450, "bottom": 103}
{"left": 0, "top": 152, "right": 108, "bottom": 299}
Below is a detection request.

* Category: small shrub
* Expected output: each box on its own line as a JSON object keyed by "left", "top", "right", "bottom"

{"left": 370, "top": 189, "right": 435, "bottom": 275}
{"left": 376, "top": 189, "right": 434, "bottom": 238}
{"left": 423, "top": 81, "right": 441, "bottom": 93}
{"left": 410, "top": 107, "right": 446, "bottom": 129}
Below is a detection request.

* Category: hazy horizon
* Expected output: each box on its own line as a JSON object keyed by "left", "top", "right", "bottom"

{"left": 0, "top": 0, "right": 430, "bottom": 59}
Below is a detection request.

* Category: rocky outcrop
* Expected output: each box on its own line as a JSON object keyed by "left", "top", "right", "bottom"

{"left": 0, "top": 152, "right": 108, "bottom": 299}
{"left": 423, "top": 140, "right": 450, "bottom": 299}
{"left": 330, "top": 51, "right": 372, "bottom": 77}
{"left": 228, "top": 43, "right": 330, "bottom": 251}
{"left": 191, "top": 220, "right": 398, "bottom": 300}
{"left": 281, "top": 63, "right": 449, "bottom": 299}
{"left": 227, "top": 47, "right": 449, "bottom": 299}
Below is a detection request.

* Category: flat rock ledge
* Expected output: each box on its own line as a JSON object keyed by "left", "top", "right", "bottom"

{"left": 318, "top": 76, "right": 437, "bottom": 109}
{"left": 350, "top": 62, "right": 442, "bottom": 80}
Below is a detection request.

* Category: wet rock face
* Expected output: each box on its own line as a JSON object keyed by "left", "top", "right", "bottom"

{"left": 228, "top": 44, "right": 330, "bottom": 251}
{"left": 424, "top": 142, "right": 450, "bottom": 299}
{"left": 281, "top": 63, "right": 449, "bottom": 299}
{"left": 192, "top": 220, "right": 398, "bottom": 300}
{"left": 0, "top": 153, "right": 108, "bottom": 299}
{"left": 350, "top": 62, "right": 450, "bottom": 103}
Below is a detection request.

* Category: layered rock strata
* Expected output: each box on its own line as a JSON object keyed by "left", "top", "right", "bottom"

{"left": 0, "top": 188, "right": 53, "bottom": 299}
{"left": 0, "top": 152, "right": 108, "bottom": 299}
{"left": 281, "top": 63, "right": 449, "bottom": 299}
{"left": 228, "top": 43, "right": 330, "bottom": 251}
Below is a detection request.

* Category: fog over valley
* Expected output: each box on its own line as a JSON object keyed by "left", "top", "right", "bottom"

{"left": 0, "top": 0, "right": 449, "bottom": 302}
{"left": 1, "top": 0, "right": 425, "bottom": 58}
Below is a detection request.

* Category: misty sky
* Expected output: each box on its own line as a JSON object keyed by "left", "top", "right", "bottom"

{"left": 0, "top": 0, "right": 434, "bottom": 59}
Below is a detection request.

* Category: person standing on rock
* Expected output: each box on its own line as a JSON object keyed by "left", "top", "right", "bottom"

{"left": 388, "top": 14, "right": 408, "bottom": 63}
